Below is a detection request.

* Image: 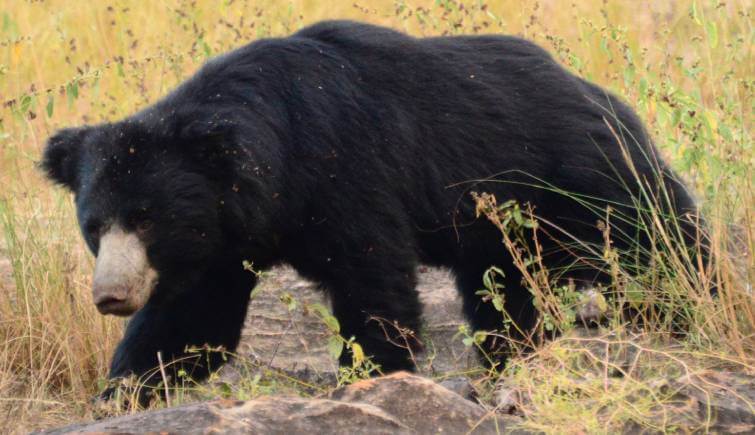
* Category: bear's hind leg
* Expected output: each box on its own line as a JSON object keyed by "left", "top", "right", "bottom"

{"left": 326, "top": 262, "right": 423, "bottom": 374}
{"left": 455, "top": 265, "right": 537, "bottom": 371}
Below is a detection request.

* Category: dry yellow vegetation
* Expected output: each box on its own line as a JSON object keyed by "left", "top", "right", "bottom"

{"left": 0, "top": 0, "right": 752, "bottom": 432}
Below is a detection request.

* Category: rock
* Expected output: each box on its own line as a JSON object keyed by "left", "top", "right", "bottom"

{"left": 41, "top": 397, "right": 408, "bottom": 434}
{"left": 675, "top": 370, "right": 755, "bottom": 433}
{"left": 576, "top": 287, "right": 607, "bottom": 323}
{"left": 328, "top": 372, "right": 500, "bottom": 433}
{"left": 39, "top": 373, "right": 506, "bottom": 434}
{"left": 492, "top": 330, "right": 755, "bottom": 433}
{"left": 439, "top": 376, "right": 476, "bottom": 399}
{"left": 493, "top": 378, "right": 520, "bottom": 415}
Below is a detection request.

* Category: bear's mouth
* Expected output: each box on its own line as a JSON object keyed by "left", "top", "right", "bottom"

{"left": 94, "top": 295, "right": 140, "bottom": 316}
{"left": 91, "top": 224, "right": 159, "bottom": 316}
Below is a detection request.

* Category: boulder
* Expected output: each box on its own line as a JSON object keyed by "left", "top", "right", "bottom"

{"left": 40, "top": 373, "right": 506, "bottom": 434}
{"left": 328, "top": 372, "right": 501, "bottom": 433}
{"left": 41, "top": 398, "right": 407, "bottom": 434}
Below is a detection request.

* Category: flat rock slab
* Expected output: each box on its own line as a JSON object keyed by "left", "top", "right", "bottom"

{"left": 41, "top": 373, "right": 507, "bottom": 434}
{"left": 677, "top": 370, "right": 755, "bottom": 433}
{"left": 43, "top": 398, "right": 408, "bottom": 434}
{"left": 328, "top": 371, "right": 503, "bottom": 433}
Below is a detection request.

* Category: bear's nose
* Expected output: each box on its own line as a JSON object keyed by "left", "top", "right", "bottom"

{"left": 93, "top": 291, "right": 130, "bottom": 315}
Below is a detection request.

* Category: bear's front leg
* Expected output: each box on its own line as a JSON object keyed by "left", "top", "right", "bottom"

{"left": 103, "top": 262, "right": 256, "bottom": 407}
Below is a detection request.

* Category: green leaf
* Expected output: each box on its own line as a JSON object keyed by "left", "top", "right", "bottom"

{"left": 690, "top": 1, "right": 702, "bottom": 25}
{"left": 327, "top": 335, "right": 344, "bottom": 359}
{"left": 92, "top": 75, "right": 101, "bottom": 97}
{"left": 544, "top": 318, "right": 554, "bottom": 331}
{"left": 599, "top": 37, "right": 609, "bottom": 54}
{"left": 19, "top": 94, "right": 31, "bottom": 113}
{"left": 249, "top": 285, "right": 263, "bottom": 301}
{"left": 323, "top": 314, "right": 340, "bottom": 333}
{"left": 2, "top": 12, "right": 17, "bottom": 37}
{"left": 625, "top": 281, "right": 646, "bottom": 308}
{"left": 707, "top": 155, "right": 724, "bottom": 180}
{"left": 512, "top": 208, "right": 523, "bottom": 226}
{"left": 351, "top": 342, "right": 365, "bottom": 367}
{"left": 492, "top": 296, "right": 504, "bottom": 312}
{"left": 498, "top": 199, "right": 516, "bottom": 210}
{"left": 671, "top": 108, "right": 682, "bottom": 127}
{"left": 656, "top": 105, "right": 668, "bottom": 127}
{"left": 310, "top": 303, "right": 340, "bottom": 333}
{"left": 218, "top": 382, "right": 232, "bottom": 397}
{"left": 198, "top": 38, "right": 212, "bottom": 58}
{"left": 280, "top": 293, "right": 297, "bottom": 312}
{"left": 489, "top": 266, "right": 505, "bottom": 277}
{"left": 45, "top": 94, "right": 54, "bottom": 117}
{"left": 584, "top": 290, "right": 608, "bottom": 313}
{"left": 705, "top": 21, "right": 718, "bottom": 48}
{"left": 718, "top": 123, "right": 733, "bottom": 142}
{"left": 639, "top": 77, "right": 648, "bottom": 98}
{"left": 309, "top": 303, "right": 329, "bottom": 318}
{"left": 569, "top": 54, "right": 582, "bottom": 71}
{"left": 473, "top": 331, "right": 488, "bottom": 345}
{"left": 482, "top": 269, "right": 493, "bottom": 290}
{"left": 623, "top": 65, "right": 635, "bottom": 86}
{"left": 482, "top": 267, "right": 505, "bottom": 292}
{"left": 66, "top": 82, "right": 77, "bottom": 108}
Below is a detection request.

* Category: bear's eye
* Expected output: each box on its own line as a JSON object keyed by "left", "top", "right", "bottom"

{"left": 136, "top": 219, "right": 154, "bottom": 233}
{"left": 85, "top": 221, "right": 102, "bottom": 239}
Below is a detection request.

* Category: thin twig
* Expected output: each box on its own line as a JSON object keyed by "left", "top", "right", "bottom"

{"left": 156, "top": 351, "right": 171, "bottom": 408}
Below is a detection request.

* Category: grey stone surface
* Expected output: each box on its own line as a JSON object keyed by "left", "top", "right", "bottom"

{"left": 41, "top": 397, "right": 409, "bottom": 434}
{"left": 41, "top": 373, "right": 505, "bottom": 434}
{"left": 327, "top": 372, "right": 502, "bottom": 434}
{"left": 679, "top": 370, "right": 755, "bottom": 433}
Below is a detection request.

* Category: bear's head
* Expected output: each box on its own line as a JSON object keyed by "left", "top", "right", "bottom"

{"left": 41, "top": 110, "right": 246, "bottom": 316}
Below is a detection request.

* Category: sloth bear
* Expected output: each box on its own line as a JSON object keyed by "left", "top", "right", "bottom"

{"left": 42, "top": 21, "right": 700, "bottom": 399}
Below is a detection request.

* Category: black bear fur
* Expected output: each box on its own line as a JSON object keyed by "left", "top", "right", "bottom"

{"left": 42, "top": 21, "right": 702, "bottom": 400}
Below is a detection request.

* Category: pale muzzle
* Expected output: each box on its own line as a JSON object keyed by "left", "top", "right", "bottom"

{"left": 91, "top": 225, "right": 158, "bottom": 316}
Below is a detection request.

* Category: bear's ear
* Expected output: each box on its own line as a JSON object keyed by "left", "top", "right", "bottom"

{"left": 178, "top": 115, "right": 239, "bottom": 178}
{"left": 41, "top": 127, "right": 89, "bottom": 190}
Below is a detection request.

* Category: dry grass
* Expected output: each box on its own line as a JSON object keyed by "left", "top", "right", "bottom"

{"left": 0, "top": 0, "right": 752, "bottom": 433}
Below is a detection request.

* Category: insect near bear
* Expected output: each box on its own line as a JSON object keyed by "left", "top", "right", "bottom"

{"left": 42, "top": 20, "right": 704, "bottom": 404}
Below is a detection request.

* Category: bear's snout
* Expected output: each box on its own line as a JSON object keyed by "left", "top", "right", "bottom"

{"left": 93, "top": 291, "right": 129, "bottom": 315}
{"left": 92, "top": 225, "right": 158, "bottom": 316}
